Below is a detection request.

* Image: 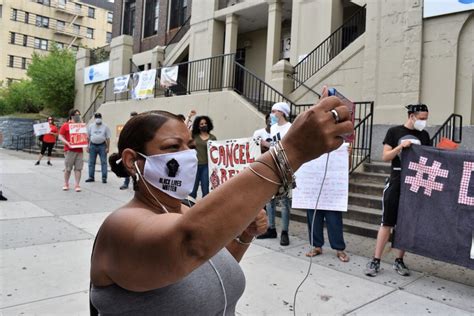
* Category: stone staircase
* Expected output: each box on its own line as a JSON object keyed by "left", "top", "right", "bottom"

{"left": 280, "top": 161, "right": 391, "bottom": 239}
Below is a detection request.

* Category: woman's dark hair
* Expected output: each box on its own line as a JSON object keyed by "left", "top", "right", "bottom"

{"left": 109, "top": 111, "right": 181, "bottom": 188}
{"left": 191, "top": 115, "right": 214, "bottom": 135}
{"left": 68, "top": 109, "right": 80, "bottom": 119}
{"left": 47, "top": 116, "right": 55, "bottom": 125}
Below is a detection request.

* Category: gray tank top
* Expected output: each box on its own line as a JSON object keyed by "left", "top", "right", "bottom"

{"left": 91, "top": 248, "right": 246, "bottom": 315}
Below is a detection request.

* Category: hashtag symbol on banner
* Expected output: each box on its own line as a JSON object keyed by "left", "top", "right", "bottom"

{"left": 405, "top": 156, "right": 449, "bottom": 196}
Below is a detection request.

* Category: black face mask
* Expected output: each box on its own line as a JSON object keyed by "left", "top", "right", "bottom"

{"left": 199, "top": 126, "right": 208, "bottom": 133}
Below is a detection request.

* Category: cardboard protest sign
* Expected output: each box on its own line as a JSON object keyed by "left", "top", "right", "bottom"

{"left": 208, "top": 138, "right": 261, "bottom": 191}
{"left": 68, "top": 123, "right": 88, "bottom": 148}
{"left": 292, "top": 143, "right": 349, "bottom": 212}
{"left": 394, "top": 145, "right": 474, "bottom": 269}
{"left": 33, "top": 122, "right": 51, "bottom": 136}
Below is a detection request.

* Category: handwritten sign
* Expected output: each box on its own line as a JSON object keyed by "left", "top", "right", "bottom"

{"left": 33, "top": 122, "right": 51, "bottom": 136}
{"left": 208, "top": 138, "right": 261, "bottom": 191}
{"left": 292, "top": 143, "right": 349, "bottom": 212}
{"left": 69, "top": 123, "right": 88, "bottom": 148}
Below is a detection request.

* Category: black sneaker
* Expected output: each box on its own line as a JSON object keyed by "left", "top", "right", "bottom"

{"left": 365, "top": 259, "right": 381, "bottom": 277}
{"left": 47, "top": 161, "right": 52, "bottom": 166}
{"left": 257, "top": 228, "right": 277, "bottom": 239}
{"left": 393, "top": 259, "right": 410, "bottom": 276}
{"left": 120, "top": 184, "right": 128, "bottom": 190}
{"left": 280, "top": 231, "right": 290, "bottom": 246}
{"left": 0, "top": 191, "right": 7, "bottom": 201}
{"left": 35, "top": 161, "right": 40, "bottom": 165}
{"left": 85, "top": 178, "right": 95, "bottom": 183}
{"left": 102, "top": 179, "right": 107, "bottom": 183}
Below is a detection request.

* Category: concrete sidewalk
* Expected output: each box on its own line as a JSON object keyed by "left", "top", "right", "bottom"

{"left": 0, "top": 148, "right": 473, "bottom": 315}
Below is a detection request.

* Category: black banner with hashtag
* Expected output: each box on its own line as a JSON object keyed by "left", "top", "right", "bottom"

{"left": 393, "top": 145, "right": 474, "bottom": 269}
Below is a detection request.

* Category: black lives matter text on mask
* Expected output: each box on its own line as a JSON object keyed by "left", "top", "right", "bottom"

{"left": 159, "top": 178, "right": 182, "bottom": 192}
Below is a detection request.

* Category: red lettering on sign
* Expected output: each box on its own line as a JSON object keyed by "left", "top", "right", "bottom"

{"left": 246, "top": 142, "right": 255, "bottom": 163}
{"left": 210, "top": 146, "right": 218, "bottom": 164}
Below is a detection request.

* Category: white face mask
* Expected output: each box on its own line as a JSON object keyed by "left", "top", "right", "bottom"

{"left": 95, "top": 118, "right": 102, "bottom": 125}
{"left": 137, "top": 149, "right": 198, "bottom": 200}
{"left": 414, "top": 119, "right": 427, "bottom": 131}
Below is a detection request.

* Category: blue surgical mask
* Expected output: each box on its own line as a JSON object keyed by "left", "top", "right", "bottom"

{"left": 270, "top": 113, "right": 278, "bottom": 126}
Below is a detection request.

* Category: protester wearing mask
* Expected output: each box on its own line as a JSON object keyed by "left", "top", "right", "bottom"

{"left": 58, "top": 109, "right": 84, "bottom": 192}
{"left": 90, "top": 91, "right": 353, "bottom": 314}
{"left": 86, "top": 113, "right": 111, "bottom": 184}
{"left": 35, "top": 116, "right": 58, "bottom": 166}
{"left": 365, "top": 103, "right": 431, "bottom": 277}
{"left": 252, "top": 113, "right": 272, "bottom": 154}
{"left": 190, "top": 115, "right": 216, "bottom": 199}
{"left": 257, "top": 102, "right": 293, "bottom": 246}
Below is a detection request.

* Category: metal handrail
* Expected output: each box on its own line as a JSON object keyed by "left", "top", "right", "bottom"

{"left": 293, "top": 5, "right": 366, "bottom": 90}
{"left": 164, "top": 15, "right": 191, "bottom": 55}
{"left": 430, "top": 113, "right": 463, "bottom": 147}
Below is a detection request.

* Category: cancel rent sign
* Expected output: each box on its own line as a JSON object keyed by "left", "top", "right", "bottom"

{"left": 394, "top": 145, "right": 474, "bottom": 269}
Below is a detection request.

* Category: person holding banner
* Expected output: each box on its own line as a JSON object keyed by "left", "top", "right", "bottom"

{"left": 190, "top": 116, "right": 217, "bottom": 199}
{"left": 365, "top": 104, "right": 431, "bottom": 277}
{"left": 89, "top": 89, "right": 353, "bottom": 314}
{"left": 58, "top": 109, "right": 85, "bottom": 192}
{"left": 257, "top": 102, "right": 293, "bottom": 246}
{"left": 35, "top": 117, "right": 58, "bottom": 166}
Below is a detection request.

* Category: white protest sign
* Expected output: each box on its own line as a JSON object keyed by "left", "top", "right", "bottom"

{"left": 292, "top": 143, "right": 349, "bottom": 211}
{"left": 160, "top": 66, "right": 178, "bottom": 87}
{"left": 208, "top": 137, "right": 261, "bottom": 191}
{"left": 113, "top": 75, "right": 130, "bottom": 94}
{"left": 133, "top": 69, "right": 157, "bottom": 99}
{"left": 33, "top": 122, "right": 51, "bottom": 136}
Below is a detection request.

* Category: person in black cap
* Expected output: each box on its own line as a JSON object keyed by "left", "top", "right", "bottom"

{"left": 86, "top": 113, "right": 111, "bottom": 184}
{"left": 365, "top": 103, "right": 432, "bottom": 277}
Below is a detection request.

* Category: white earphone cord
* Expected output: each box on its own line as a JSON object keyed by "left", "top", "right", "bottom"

{"left": 292, "top": 153, "right": 331, "bottom": 316}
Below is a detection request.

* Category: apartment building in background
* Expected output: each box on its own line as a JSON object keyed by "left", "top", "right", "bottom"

{"left": 0, "top": 0, "right": 114, "bottom": 85}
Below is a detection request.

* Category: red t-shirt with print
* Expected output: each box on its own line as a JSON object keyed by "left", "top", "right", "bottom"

{"left": 59, "top": 122, "right": 83, "bottom": 152}
{"left": 42, "top": 124, "right": 58, "bottom": 143}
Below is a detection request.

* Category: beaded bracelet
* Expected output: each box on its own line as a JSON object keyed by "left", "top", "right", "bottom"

{"left": 234, "top": 236, "right": 256, "bottom": 245}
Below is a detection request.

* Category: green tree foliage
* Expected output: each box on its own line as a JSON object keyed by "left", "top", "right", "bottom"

{"left": 0, "top": 80, "right": 42, "bottom": 115}
{"left": 27, "top": 45, "right": 75, "bottom": 116}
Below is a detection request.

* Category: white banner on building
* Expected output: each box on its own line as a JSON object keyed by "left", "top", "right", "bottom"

{"left": 207, "top": 138, "right": 261, "bottom": 191}
{"left": 133, "top": 69, "right": 157, "bottom": 100}
{"left": 160, "top": 66, "right": 179, "bottom": 87}
{"left": 33, "top": 122, "right": 51, "bottom": 136}
{"left": 423, "top": 0, "right": 474, "bottom": 18}
{"left": 292, "top": 143, "right": 349, "bottom": 212}
{"left": 84, "top": 61, "right": 110, "bottom": 85}
{"left": 113, "top": 75, "right": 130, "bottom": 94}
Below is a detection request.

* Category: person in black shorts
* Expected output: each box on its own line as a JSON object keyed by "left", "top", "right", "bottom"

{"left": 365, "top": 104, "right": 431, "bottom": 277}
{"left": 35, "top": 117, "right": 58, "bottom": 166}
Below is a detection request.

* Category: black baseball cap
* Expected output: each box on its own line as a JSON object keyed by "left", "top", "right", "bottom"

{"left": 94, "top": 113, "right": 102, "bottom": 118}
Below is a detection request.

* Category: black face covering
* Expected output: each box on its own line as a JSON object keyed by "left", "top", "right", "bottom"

{"left": 73, "top": 115, "right": 81, "bottom": 123}
{"left": 199, "top": 125, "right": 208, "bottom": 133}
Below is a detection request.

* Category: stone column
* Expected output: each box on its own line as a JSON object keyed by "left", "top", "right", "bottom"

{"left": 271, "top": 60, "right": 294, "bottom": 96}
{"left": 151, "top": 46, "right": 165, "bottom": 69}
{"left": 265, "top": 0, "right": 282, "bottom": 82}
{"left": 109, "top": 35, "right": 134, "bottom": 78}
{"left": 223, "top": 14, "right": 239, "bottom": 89}
{"left": 74, "top": 48, "right": 91, "bottom": 114}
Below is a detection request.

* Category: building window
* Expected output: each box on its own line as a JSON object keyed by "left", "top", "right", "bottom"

{"left": 10, "top": 32, "right": 15, "bottom": 44}
{"left": 123, "top": 0, "right": 136, "bottom": 36}
{"left": 58, "top": 0, "right": 66, "bottom": 9}
{"left": 25, "top": 12, "right": 29, "bottom": 23}
{"left": 75, "top": 3, "right": 82, "bottom": 14}
{"left": 73, "top": 24, "right": 80, "bottom": 34}
{"left": 107, "top": 11, "right": 113, "bottom": 23}
{"left": 23, "top": 34, "right": 28, "bottom": 46}
{"left": 169, "top": 0, "right": 187, "bottom": 29}
{"left": 71, "top": 45, "right": 79, "bottom": 52}
{"left": 106, "top": 32, "right": 112, "bottom": 43}
{"left": 12, "top": 9, "right": 18, "bottom": 21}
{"left": 21, "top": 57, "right": 27, "bottom": 69}
{"left": 37, "top": 0, "right": 51, "bottom": 5}
{"left": 144, "top": 0, "right": 159, "bottom": 37}
{"left": 0, "top": 5, "right": 3, "bottom": 19}
{"left": 57, "top": 20, "right": 65, "bottom": 31}
{"left": 56, "top": 42, "right": 64, "bottom": 49}
{"left": 36, "top": 15, "right": 49, "bottom": 28}
{"left": 86, "top": 27, "right": 94, "bottom": 39}
{"left": 88, "top": 7, "right": 95, "bottom": 18}
{"left": 34, "top": 38, "right": 48, "bottom": 50}
{"left": 8, "top": 56, "right": 14, "bottom": 67}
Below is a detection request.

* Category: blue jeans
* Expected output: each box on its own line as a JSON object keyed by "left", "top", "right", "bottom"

{"left": 123, "top": 176, "right": 130, "bottom": 187}
{"left": 88, "top": 143, "right": 107, "bottom": 180}
{"left": 306, "top": 209, "right": 346, "bottom": 250}
{"left": 190, "top": 164, "right": 209, "bottom": 198}
{"left": 266, "top": 196, "right": 291, "bottom": 232}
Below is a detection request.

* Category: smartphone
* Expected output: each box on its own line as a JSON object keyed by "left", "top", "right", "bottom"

{"left": 328, "top": 88, "right": 355, "bottom": 142}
